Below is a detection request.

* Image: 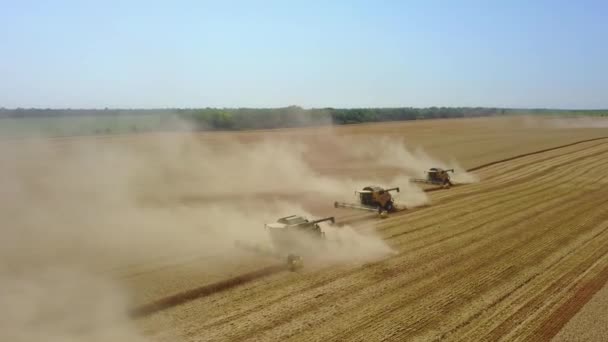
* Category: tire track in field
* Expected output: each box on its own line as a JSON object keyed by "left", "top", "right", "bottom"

{"left": 487, "top": 215, "right": 608, "bottom": 338}
{"left": 486, "top": 232, "right": 608, "bottom": 341}
{"left": 467, "top": 139, "right": 608, "bottom": 179}
{"left": 463, "top": 139, "right": 608, "bottom": 185}
{"left": 465, "top": 136, "right": 608, "bottom": 172}
{"left": 472, "top": 141, "right": 608, "bottom": 183}
{"left": 474, "top": 142, "right": 608, "bottom": 187}
{"left": 130, "top": 264, "right": 287, "bottom": 318}
{"left": 531, "top": 254, "right": 608, "bottom": 340}
{"left": 446, "top": 225, "right": 608, "bottom": 342}
{"left": 441, "top": 213, "right": 608, "bottom": 341}
{"left": 516, "top": 249, "right": 608, "bottom": 340}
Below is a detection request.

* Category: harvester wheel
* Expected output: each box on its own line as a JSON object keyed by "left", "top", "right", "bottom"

{"left": 287, "top": 254, "right": 303, "bottom": 271}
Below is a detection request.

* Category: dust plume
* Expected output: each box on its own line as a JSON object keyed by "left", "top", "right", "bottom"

{"left": 321, "top": 224, "right": 397, "bottom": 263}
{"left": 0, "top": 131, "right": 396, "bottom": 341}
{"left": 333, "top": 135, "right": 479, "bottom": 191}
{"left": 370, "top": 138, "right": 479, "bottom": 184}
{"left": 0, "top": 267, "right": 147, "bottom": 342}
{"left": 519, "top": 115, "right": 608, "bottom": 129}
{"left": 128, "top": 134, "right": 345, "bottom": 202}
{"left": 546, "top": 116, "right": 608, "bottom": 129}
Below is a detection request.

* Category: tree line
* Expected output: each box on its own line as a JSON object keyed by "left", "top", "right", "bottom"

{"left": 1, "top": 106, "right": 604, "bottom": 132}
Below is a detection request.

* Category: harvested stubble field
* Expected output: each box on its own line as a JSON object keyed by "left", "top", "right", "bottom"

{"left": 3, "top": 116, "right": 608, "bottom": 341}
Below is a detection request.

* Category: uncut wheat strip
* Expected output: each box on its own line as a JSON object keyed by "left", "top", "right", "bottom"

{"left": 469, "top": 140, "right": 608, "bottom": 182}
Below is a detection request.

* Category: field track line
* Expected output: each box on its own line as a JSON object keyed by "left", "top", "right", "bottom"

{"left": 531, "top": 258, "right": 608, "bottom": 341}
{"left": 130, "top": 264, "right": 286, "bottom": 318}
{"left": 446, "top": 218, "right": 608, "bottom": 341}
{"left": 483, "top": 229, "right": 608, "bottom": 341}
{"left": 416, "top": 138, "right": 608, "bottom": 192}
{"left": 466, "top": 136, "right": 608, "bottom": 172}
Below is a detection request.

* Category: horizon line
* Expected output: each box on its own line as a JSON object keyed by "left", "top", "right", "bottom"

{"left": 1, "top": 106, "right": 607, "bottom": 111}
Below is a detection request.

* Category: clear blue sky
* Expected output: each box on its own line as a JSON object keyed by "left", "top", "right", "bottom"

{"left": 1, "top": 0, "right": 606, "bottom": 109}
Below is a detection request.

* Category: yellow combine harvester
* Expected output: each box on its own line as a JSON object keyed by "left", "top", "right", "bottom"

{"left": 265, "top": 215, "right": 335, "bottom": 270}
{"left": 334, "top": 186, "right": 402, "bottom": 218}
{"left": 410, "top": 168, "right": 454, "bottom": 188}
{"left": 236, "top": 215, "right": 335, "bottom": 271}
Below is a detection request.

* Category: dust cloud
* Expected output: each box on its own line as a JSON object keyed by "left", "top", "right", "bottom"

{"left": 332, "top": 135, "right": 479, "bottom": 193}
{"left": 321, "top": 224, "right": 397, "bottom": 263}
{"left": 0, "top": 267, "right": 147, "bottom": 342}
{"left": 519, "top": 115, "right": 608, "bottom": 129}
{"left": 0, "top": 131, "right": 397, "bottom": 341}
{"left": 547, "top": 116, "right": 608, "bottom": 129}
{"left": 370, "top": 137, "right": 479, "bottom": 185}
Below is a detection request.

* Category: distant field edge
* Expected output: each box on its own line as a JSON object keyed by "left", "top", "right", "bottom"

{"left": 0, "top": 114, "right": 500, "bottom": 141}
{"left": 467, "top": 136, "right": 608, "bottom": 172}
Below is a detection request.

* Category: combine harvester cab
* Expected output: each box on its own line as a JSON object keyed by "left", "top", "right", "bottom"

{"left": 411, "top": 168, "right": 455, "bottom": 189}
{"left": 334, "top": 186, "right": 402, "bottom": 218}
{"left": 265, "top": 215, "right": 335, "bottom": 271}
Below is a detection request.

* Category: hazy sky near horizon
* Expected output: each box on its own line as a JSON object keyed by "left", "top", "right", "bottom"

{"left": 1, "top": 0, "right": 607, "bottom": 109}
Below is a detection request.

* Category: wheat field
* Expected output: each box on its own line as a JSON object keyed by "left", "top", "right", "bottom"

{"left": 3, "top": 116, "right": 608, "bottom": 341}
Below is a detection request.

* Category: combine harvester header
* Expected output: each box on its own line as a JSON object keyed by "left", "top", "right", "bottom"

{"left": 410, "top": 168, "right": 457, "bottom": 189}
{"left": 334, "top": 186, "right": 404, "bottom": 218}
{"left": 237, "top": 215, "right": 336, "bottom": 271}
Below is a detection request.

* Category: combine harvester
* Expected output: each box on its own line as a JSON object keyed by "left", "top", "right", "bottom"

{"left": 334, "top": 186, "right": 404, "bottom": 218}
{"left": 410, "top": 168, "right": 457, "bottom": 189}
{"left": 237, "top": 215, "right": 335, "bottom": 271}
